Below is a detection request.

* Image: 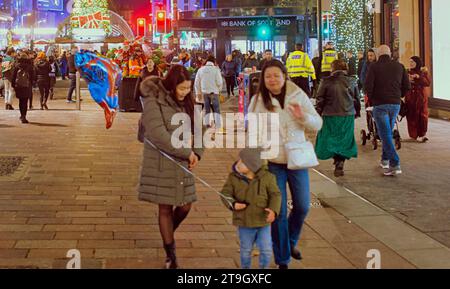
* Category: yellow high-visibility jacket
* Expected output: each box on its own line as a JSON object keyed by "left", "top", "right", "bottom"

{"left": 286, "top": 51, "right": 316, "bottom": 80}
{"left": 321, "top": 49, "right": 338, "bottom": 73}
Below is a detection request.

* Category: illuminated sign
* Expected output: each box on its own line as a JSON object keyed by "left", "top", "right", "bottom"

{"left": 37, "top": 0, "right": 64, "bottom": 12}
{"left": 220, "top": 18, "right": 293, "bottom": 28}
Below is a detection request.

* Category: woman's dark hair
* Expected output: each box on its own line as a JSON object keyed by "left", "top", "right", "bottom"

{"left": 331, "top": 59, "right": 348, "bottom": 72}
{"left": 206, "top": 55, "right": 216, "bottom": 64}
{"left": 257, "top": 59, "right": 287, "bottom": 111}
{"left": 161, "top": 64, "right": 195, "bottom": 129}
{"left": 410, "top": 56, "right": 423, "bottom": 72}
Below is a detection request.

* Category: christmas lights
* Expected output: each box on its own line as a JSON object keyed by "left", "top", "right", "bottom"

{"left": 331, "top": 0, "right": 373, "bottom": 54}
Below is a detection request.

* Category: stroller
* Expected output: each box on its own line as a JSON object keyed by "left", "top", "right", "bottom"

{"left": 360, "top": 96, "right": 402, "bottom": 150}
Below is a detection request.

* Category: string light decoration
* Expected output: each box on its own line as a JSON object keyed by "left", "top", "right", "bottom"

{"left": 331, "top": 0, "right": 373, "bottom": 54}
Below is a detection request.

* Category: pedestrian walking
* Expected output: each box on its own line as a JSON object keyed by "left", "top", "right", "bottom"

{"left": 258, "top": 49, "right": 274, "bottom": 71}
{"left": 359, "top": 49, "right": 377, "bottom": 94}
{"left": 321, "top": 42, "right": 338, "bottom": 78}
{"left": 194, "top": 55, "right": 224, "bottom": 132}
{"left": 405, "top": 56, "right": 431, "bottom": 143}
{"left": 242, "top": 51, "right": 259, "bottom": 71}
{"left": 2, "top": 47, "right": 16, "bottom": 110}
{"left": 137, "top": 65, "right": 204, "bottom": 269}
{"left": 11, "top": 52, "right": 34, "bottom": 123}
{"left": 221, "top": 55, "right": 237, "bottom": 98}
{"left": 220, "top": 148, "right": 281, "bottom": 269}
{"left": 286, "top": 43, "right": 316, "bottom": 97}
{"left": 34, "top": 52, "right": 51, "bottom": 110}
{"left": 315, "top": 59, "right": 361, "bottom": 177}
{"left": 134, "top": 59, "right": 161, "bottom": 102}
{"left": 67, "top": 47, "right": 78, "bottom": 103}
{"left": 346, "top": 51, "right": 357, "bottom": 77}
{"left": 365, "top": 45, "right": 411, "bottom": 176}
{"left": 48, "top": 56, "right": 59, "bottom": 101}
{"left": 60, "top": 51, "right": 68, "bottom": 80}
{"left": 249, "top": 60, "right": 322, "bottom": 269}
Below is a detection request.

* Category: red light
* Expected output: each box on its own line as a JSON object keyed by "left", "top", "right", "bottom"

{"left": 138, "top": 19, "right": 145, "bottom": 26}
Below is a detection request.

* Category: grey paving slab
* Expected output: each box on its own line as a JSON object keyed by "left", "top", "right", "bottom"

{"left": 397, "top": 248, "right": 450, "bottom": 269}
{"left": 349, "top": 215, "right": 446, "bottom": 251}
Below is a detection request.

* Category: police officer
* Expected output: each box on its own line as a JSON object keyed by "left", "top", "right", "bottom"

{"left": 286, "top": 43, "right": 316, "bottom": 96}
{"left": 321, "top": 41, "right": 339, "bottom": 78}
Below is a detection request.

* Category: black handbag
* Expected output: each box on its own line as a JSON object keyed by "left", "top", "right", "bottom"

{"left": 398, "top": 99, "right": 408, "bottom": 121}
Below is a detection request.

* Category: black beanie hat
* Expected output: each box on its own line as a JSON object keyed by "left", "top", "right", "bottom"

{"left": 239, "top": 148, "right": 263, "bottom": 173}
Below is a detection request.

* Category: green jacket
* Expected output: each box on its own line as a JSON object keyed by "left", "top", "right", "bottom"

{"left": 221, "top": 164, "right": 281, "bottom": 228}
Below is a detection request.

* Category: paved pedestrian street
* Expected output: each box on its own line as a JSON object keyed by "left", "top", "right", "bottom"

{"left": 0, "top": 88, "right": 448, "bottom": 269}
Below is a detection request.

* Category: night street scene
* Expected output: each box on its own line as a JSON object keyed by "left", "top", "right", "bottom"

{"left": 0, "top": 0, "right": 449, "bottom": 276}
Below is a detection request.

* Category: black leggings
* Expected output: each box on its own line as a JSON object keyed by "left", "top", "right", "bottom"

{"left": 19, "top": 97, "right": 28, "bottom": 118}
{"left": 225, "top": 76, "right": 235, "bottom": 96}
{"left": 38, "top": 82, "right": 50, "bottom": 106}
{"left": 158, "top": 203, "right": 192, "bottom": 245}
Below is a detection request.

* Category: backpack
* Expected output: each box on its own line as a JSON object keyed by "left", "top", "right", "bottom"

{"left": 16, "top": 67, "right": 30, "bottom": 88}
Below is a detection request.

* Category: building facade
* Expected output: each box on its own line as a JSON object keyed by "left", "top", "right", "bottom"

{"left": 178, "top": 0, "right": 319, "bottom": 64}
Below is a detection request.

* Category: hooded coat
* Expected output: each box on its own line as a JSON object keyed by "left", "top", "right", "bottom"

{"left": 137, "top": 76, "right": 204, "bottom": 206}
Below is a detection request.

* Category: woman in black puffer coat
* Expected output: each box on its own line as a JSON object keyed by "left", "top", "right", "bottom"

{"left": 34, "top": 53, "right": 51, "bottom": 110}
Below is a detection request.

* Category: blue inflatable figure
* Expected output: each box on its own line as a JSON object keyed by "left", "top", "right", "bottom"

{"left": 75, "top": 50, "right": 123, "bottom": 129}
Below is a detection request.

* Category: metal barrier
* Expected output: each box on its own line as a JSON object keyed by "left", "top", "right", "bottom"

{"left": 76, "top": 71, "right": 81, "bottom": 110}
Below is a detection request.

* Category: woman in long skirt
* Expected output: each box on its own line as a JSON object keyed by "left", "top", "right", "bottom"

{"left": 315, "top": 60, "right": 361, "bottom": 177}
{"left": 405, "top": 56, "right": 431, "bottom": 143}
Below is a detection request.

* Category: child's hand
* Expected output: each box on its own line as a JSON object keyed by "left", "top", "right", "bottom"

{"left": 265, "top": 208, "right": 276, "bottom": 223}
{"left": 234, "top": 202, "right": 247, "bottom": 211}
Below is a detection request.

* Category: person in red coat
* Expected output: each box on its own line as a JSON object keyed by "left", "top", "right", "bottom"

{"left": 405, "top": 56, "right": 431, "bottom": 143}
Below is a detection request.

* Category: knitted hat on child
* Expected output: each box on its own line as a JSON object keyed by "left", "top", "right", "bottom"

{"left": 239, "top": 148, "right": 263, "bottom": 173}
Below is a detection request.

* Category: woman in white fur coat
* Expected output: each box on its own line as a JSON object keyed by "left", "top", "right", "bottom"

{"left": 248, "top": 60, "right": 322, "bottom": 269}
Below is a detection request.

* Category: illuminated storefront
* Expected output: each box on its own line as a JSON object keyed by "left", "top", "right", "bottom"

{"left": 380, "top": 0, "right": 450, "bottom": 114}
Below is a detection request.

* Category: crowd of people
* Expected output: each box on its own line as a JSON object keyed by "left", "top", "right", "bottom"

{"left": 0, "top": 46, "right": 81, "bottom": 123}
{"left": 133, "top": 41, "right": 432, "bottom": 270}
{"left": 1, "top": 42, "right": 431, "bottom": 270}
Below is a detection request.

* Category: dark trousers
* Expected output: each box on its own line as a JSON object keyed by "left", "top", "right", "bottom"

{"left": 291, "top": 77, "right": 311, "bottom": 97}
{"left": 49, "top": 77, "right": 56, "bottom": 99}
{"left": 67, "top": 73, "right": 76, "bottom": 101}
{"left": 38, "top": 81, "right": 50, "bottom": 106}
{"left": 15, "top": 87, "right": 31, "bottom": 117}
{"left": 29, "top": 88, "right": 34, "bottom": 108}
{"left": 225, "top": 76, "right": 235, "bottom": 96}
{"left": 19, "top": 97, "right": 28, "bottom": 118}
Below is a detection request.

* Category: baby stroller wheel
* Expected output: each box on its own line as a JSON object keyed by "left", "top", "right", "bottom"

{"left": 372, "top": 138, "right": 378, "bottom": 150}
{"left": 360, "top": 130, "right": 367, "bottom": 146}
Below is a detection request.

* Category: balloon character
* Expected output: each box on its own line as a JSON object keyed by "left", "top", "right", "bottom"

{"left": 75, "top": 50, "right": 123, "bottom": 129}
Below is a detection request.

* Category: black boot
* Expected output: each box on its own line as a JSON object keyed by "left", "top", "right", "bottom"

{"left": 291, "top": 246, "right": 303, "bottom": 260}
{"left": 334, "top": 160, "right": 345, "bottom": 177}
{"left": 163, "top": 242, "right": 178, "bottom": 269}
